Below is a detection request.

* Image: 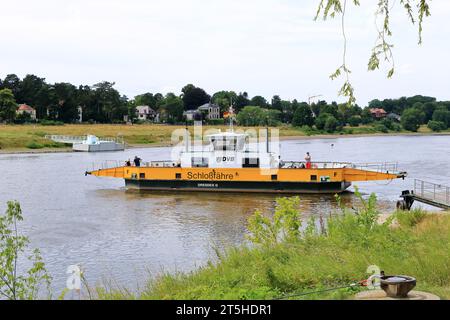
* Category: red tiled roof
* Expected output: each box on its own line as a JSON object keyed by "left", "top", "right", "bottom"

{"left": 18, "top": 104, "right": 35, "bottom": 111}
{"left": 369, "top": 108, "right": 387, "bottom": 114}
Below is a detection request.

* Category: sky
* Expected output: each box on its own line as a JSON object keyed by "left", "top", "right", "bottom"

{"left": 1, "top": 0, "right": 449, "bottom": 106}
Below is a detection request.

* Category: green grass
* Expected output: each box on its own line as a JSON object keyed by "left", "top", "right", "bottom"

{"left": 1, "top": 123, "right": 448, "bottom": 151}
{"left": 93, "top": 196, "right": 450, "bottom": 300}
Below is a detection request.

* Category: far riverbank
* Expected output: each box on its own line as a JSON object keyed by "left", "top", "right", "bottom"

{"left": 1, "top": 127, "right": 449, "bottom": 155}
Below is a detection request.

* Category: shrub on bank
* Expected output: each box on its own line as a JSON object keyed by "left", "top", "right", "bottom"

{"left": 96, "top": 190, "right": 450, "bottom": 300}
{"left": 428, "top": 120, "right": 447, "bottom": 132}
{"left": 26, "top": 141, "right": 44, "bottom": 149}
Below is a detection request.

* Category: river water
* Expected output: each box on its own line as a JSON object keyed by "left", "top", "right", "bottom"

{"left": 0, "top": 135, "right": 449, "bottom": 294}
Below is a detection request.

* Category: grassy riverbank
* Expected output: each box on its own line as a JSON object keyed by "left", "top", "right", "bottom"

{"left": 94, "top": 196, "right": 450, "bottom": 300}
{"left": 1, "top": 123, "right": 449, "bottom": 152}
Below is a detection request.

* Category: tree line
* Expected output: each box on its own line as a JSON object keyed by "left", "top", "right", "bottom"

{"left": 0, "top": 73, "right": 449, "bottom": 132}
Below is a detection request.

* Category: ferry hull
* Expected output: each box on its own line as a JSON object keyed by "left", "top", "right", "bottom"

{"left": 125, "top": 179, "right": 352, "bottom": 194}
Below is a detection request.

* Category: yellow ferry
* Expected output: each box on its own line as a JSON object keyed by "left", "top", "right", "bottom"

{"left": 86, "top": 125, "right": 407, "bottom": 194}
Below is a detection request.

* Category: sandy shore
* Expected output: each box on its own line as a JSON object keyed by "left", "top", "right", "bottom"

{"left": 1, "top": 131, "right": 448, "bottom": 155}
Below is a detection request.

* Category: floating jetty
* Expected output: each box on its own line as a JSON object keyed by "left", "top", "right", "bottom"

{"left": 46, "top": 135, "right": 125, "bottom": 152}
{"left": 398, "top": 179, "right": 450, "bottom": 210}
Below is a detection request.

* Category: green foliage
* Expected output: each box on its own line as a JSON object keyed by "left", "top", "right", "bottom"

{"left": 315, "top": 112, "right": 332, "bottom": 130}
{"left": 292, "top": 103, "right": 314, "bottom": 127}
{"left": 401, "top": 108, "right": 425, "bottom": 132}
{"left": 432, "top": 108, "right": 450, "bottom": 128}
{"left": 25, "top": 141, "right": 44, "bottom": 149}
{"left": 247, "top": 197, "right": 301, "bottom": 246}
{"left": 427, "top": 120, "right": 447, "bottom": 132}
{"left": 159, "top": 93, "right": 184, "bottom": 124}
{"left": 0, "top": 88, "right": 18, "bottom": 122}
{"left": 395, "top": 209, "right": 426, "bottom": 228}
{"left": 39, "top": 120, "right": 64, "bottom": 126}
{"left": 236, "top": 106, "right": 281, "bottom": 126}
{"left": 181, "top": 84, "right": 210, "bottom": 110}
{"left": 100, "top": 188, "right": 450, "bottom": 300}
{"left": 324, "top": 116, "right": 338, "bottom": 132}
{"left": 374, "top": 123, "right": 389, "bottom": 133}
{"left": 0, "top": 201, "right": 51, "bottom": 300}
{"left": 315, "top": 1, "right": 431, "bottom": 105}
{"left": 348, "top": 115, "right": 361, "bottom": 127}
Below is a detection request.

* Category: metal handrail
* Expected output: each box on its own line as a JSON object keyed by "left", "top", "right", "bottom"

{"left": 413, "top": 179, "right": 450, "bottom": 206}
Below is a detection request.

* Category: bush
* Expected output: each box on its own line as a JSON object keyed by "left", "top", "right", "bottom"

{"left": 315, "top": 113, "right": 332, "bottom": 130}
{"left": 207, "top": 119, "right": 225, "bottom": 125}
{"left": 39, "top": 120, "right": 64, "bottom": 126}
{"left": 26, "top": 141, "right": 44, "bottom": 149}
{"left": 432, "top": 108, "right": 450, "bottom": 128}
{"left": 0, "top": 201, "right": 51, "bottom": 299}
{"left": 348, "top": 116, "right": 361, "bottom": 127}
{"left": 401, "top": 108, "right": 425, "bottom": 132}
{"left": 374, "top": 123, "right": 389, "bottom": 133}
{"left": 427, "top": 120, "right": 447, "bottom": 132}
{"left": 395, "top": 209, "right": 426, "bottom": 227}
{"left": 324, "top": 116, "right": 338, "bottom": 133}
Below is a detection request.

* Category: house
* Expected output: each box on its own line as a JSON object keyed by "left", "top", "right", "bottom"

{"left": 136, "top": 105, "right": 158, "bottom": 121}
{"left": 16, "top": 104, "right": 37, "bottom": 120}
{"left": 197, "top": 103, "right": 220, "bottom": 120}
{"left": 369, "top": 108, "right": 387, "bottom": 119}
{"left": 183, "top": 110, "right": 198, "bottom": 121}
{"left": 387, "top": 113, "right": 401, "bottom": 122}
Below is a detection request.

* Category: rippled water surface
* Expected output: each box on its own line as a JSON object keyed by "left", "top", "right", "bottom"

{"left": 0, "top": 135, "right": 449, "bottom": 293}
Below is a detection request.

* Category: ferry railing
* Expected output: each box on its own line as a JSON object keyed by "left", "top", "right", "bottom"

{"left": 351, "top": 162, "right": 399, "bottom": 174}
{"left": 88, "top": 160, "right": 123, "bottom": 172}
{"left": 46, "top": 135, "right": 125, "bottom": 144}
{"left": 413, "top": 179, "right": 450, "bottom": 206}
{"left": 281, "top": 161, "right": 401, "bottom": 173}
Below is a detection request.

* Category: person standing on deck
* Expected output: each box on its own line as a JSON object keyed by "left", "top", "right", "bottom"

{"left": 134, "top": 156, "right": 142, "bottom": 167}
{"left": 305, "top": 152, "right": 312, "bottom": 169}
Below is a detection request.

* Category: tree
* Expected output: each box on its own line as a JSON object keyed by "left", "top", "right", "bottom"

{"left": 237, "top": 106, "right": 265, "bottom": 126}
{"left": 401, "top": 108, "right": 425, "bottom": 132}
{"left": 134, "top": 93, "right": 157, "bottom": 109}
{"left": 181, "top": 84, "right": 210, "bottom": 110}
{"left": 250, "top": 96, "right": 268, "bottom": 108}
{"left": 270, "top": 95, "right": 282, "bottom": 111}
{"left": 91, "top": 82, "right": 123, "bottom": 122}
{"left": 315, "top": 1, "right": 431, "bottom": 104}
{"left": 53, "top": 83, "right": 79, "bottom": 122}
{"left": 0, "top": 89, "right": 18, "bottom": 122}
{"left": 324, "top": 115, "right": 338, "bottom": 133}
{"left": 315, "top": 112, "right": 333, "bottom": 130}
{"left": 427, "top": 120, "right": 446, "bottom": 132}
{"left": 432, "top": 108, "right": 450, "bottom": 128}
{"left": 236, "top": 106, "right": 280, "bottom": 126}
{"left": 234, "top": 92, "right": 250, "bottom": 112}
{"left": 292, "top": 103, "right": 314, "bottom": 127}
{"left": 160, "top": 93, "right": 184, "bottom": 123}
{"left": 2, "top": 74, "right": 21, "bottom": 97}
{"left": 212, "top": 91, "right": 237, "bottom": 113}
{"left": 0, "top": 201, "right": 51, "bottom": 300}
{"left": 348, "top": 115, "right": 361, "bottom": 127}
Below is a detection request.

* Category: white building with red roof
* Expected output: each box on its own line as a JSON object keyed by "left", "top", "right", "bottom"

{"left": 16, "top": 104, "right": 37, "bottom": 120}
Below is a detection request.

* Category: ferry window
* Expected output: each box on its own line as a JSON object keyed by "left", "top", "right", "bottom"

{"left": 131, "top": 173, "right": 137, "bottom": 179}
{"left": 310, "top": 175, "right": 317, "bottom": 181}
{"left": 191, "top": 157, "right": 209, "bottom": 168}
{"left": 176, "top": 173, "right": 181, "bottom": 179}
{"left": 139, "top": 173, "right": 145, "bottom": 179}
{"left": 271, "top": 175, "right": 278, "bottom": 181}
{"left": 243, "top": 158, "right": 259, "bottom": 168}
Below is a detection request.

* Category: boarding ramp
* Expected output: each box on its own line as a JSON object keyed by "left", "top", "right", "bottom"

{"left": 399, "top": 179, "right": 450, "bottom": 210}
